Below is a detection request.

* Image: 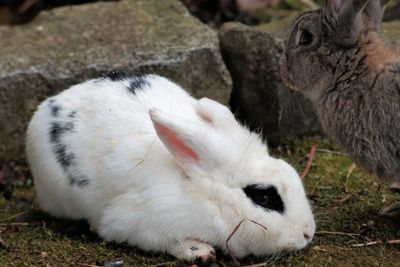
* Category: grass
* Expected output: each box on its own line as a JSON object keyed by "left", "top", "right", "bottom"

{"left": 0, "top": 136, "right": 399, "bottom": 266}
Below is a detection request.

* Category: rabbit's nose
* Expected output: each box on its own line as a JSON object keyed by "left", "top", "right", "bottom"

{"left": 303, "top": 224, "right": 314, "bottom": 243}
{"left": 303, "top": 233, "right": 311, "bottom": 241}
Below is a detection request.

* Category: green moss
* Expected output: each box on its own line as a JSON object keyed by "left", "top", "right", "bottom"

{"left": 1, "top": 137, "right": 399, "bottom": 266}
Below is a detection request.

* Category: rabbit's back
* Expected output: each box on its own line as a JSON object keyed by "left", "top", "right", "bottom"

{"left": 317, "top": 72, "right": 400, "bottom": 182}
{"left": 26, "top": 73, "right": 197, "bottom": 220}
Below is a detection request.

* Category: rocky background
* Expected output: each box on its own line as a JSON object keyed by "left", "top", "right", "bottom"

{"left": 1, "top": 0, "right": 400, "bottom": 189}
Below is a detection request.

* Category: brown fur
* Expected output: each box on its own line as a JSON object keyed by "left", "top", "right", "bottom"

{"left": 280, "top": 0, "right": 400, "bottom": 184}
{"left": 360, "top": 31, "right": 400, "bottom": 69}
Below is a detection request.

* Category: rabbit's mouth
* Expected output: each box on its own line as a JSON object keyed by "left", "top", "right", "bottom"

{"left": 279, "top": 54, "right": 297, "bottom": 91}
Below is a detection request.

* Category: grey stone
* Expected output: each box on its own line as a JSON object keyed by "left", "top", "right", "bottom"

{"left": 219, "top": 21, "right": 320, "bottom": 146}
{"left": 0, "top": 0, "right": 232, "bottom": 162}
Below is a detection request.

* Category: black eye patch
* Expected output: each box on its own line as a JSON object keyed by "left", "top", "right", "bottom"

{"left": 243, "top": 185, "right": 285, "bottom": 214}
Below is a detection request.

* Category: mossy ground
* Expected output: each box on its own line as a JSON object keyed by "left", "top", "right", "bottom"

{"left": 1, "top": 136, "right": 399, "bottom": 266}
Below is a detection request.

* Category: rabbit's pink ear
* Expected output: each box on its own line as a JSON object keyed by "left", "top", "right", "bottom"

{"left": 149, "top": 109, "right": 201, "bottom": 163}
{"left": 331, "top": 0, "right": 346, "bottom": 13}
{"left": 196, "top": 98, "right": 236, "bottom": 127}
{"left": 153, "top": 121, "right": 199, "bottom": 161}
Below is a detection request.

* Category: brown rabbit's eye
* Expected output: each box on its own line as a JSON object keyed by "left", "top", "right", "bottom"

{"left": 300, "top": 29, "right": 314, "bottom": 46}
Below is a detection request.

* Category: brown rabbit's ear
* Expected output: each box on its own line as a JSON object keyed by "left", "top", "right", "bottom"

{"left": 325, "top": 0, "right": 370, "bottom": 46}
{"left": 364, "top": 0, "right": 388, "bottom": 27}
{"left": 326, "top": 0, "right": 369, "bottom": 17}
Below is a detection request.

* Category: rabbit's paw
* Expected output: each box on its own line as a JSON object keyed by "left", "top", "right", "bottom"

{"left": 169, "top": 239, "right": 216, "bottom": 262}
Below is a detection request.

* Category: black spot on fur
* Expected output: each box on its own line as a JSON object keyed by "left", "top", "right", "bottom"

{"left": 48, "top": 105, "right": 89, "bottom": 187}
{"left": 77, "top": 179, "right": 89, "bottom": 186}
{"left": 128, "top": 75, "right": 150, "bottom": 95}
{"left": 50, "top": 122, "right": 63, "bottom": 143}
{"left": 104, "top": 71, "right": 122, "bottom": 81}
{"left": 51, "top": 105, "right": 61, "bottom": 117}
{"left": 54, "top": 144, "right": 75, "bottom": 169}
{"left": 68, "top": 111, "right": 77, "bottom": 118}
{"left": 50, "top": 122, "right": 74, "bottom": 143}
{"left": 243, "top": 184, "right": 285, "bottom": 214}
{"left": 68, "top": 174, "right": 89, "bottom": 187}
{"left": 105, "top": 70, "right": 141, "bottom": 81}
{"left": 48, "top": 98, "right": 61, "bottom": 117}
{"left": 104, "top": 70, "right": 150, "bottom": 95}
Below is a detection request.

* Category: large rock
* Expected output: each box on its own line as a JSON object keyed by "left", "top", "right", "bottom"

{"left": 220, "top": 18, "right": 400, "bottom": 145}
{"left": 0, "top": 0, "right": 232, "bottom": 162}
{"left": 219, "top": 21, "right": 320, "bottom": 146}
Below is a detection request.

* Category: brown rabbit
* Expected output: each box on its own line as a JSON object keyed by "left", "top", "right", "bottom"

{"left": 280, "top": 0, "right": 400, "bottom": 219}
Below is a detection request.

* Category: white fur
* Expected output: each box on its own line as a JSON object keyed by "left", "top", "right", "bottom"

{"left": 26, "top": 73, "right": 315, "bottom": 260}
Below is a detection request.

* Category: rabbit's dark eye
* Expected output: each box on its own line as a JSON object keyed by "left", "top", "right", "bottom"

{"left": 300, "top": 29, "right": 314, "bottom": 46}
{"left": 243, "top": 184, "right": 285, "bottom": 214}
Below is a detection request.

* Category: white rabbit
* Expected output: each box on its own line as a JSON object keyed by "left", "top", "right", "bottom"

{"left": 26, "top": 71, "right": 315, "bottom": 262}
